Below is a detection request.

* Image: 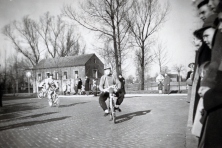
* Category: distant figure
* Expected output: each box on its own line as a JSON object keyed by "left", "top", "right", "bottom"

{"left": 77, "top": 78, "right": 82, "bottom": 95}
{"left": 92, "top": 79, "right": 97, "bottom": 96}
{"left": 67, "top": 84, "right": 71, "bottom": 95}
{"left": 63, "top": 83, "right": 67, "bottom": 95}
{"left": 81, "top": 85, "right": 85, "bottom": 95}
{"left": 85, "top": 76, "right": 90, "bottom": 96}
{"left": 118, "top": 74, "right": 126, "bottom": 94}
{"left": 158, "top": 81, "right": 163, "bottom": 94}
{"left": 73, "top": 80, "right": 78, "bottom": 95}
{"left": 164, "top": 73, "right": 171, "bottom": 94}
{"left": 186, "top": 63, "right": 195, "bottom": 103}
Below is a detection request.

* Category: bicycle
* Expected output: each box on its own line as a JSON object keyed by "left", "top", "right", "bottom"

{"left": 37, "top": 87, "right": 47, "bottom": 99}
{"left": 47, "top": 87, "right": 60, "bottom": 107}
{"left": 106, "top": 85, "right": 118, "bottom": 124}
{"left": 37, "top": 86, "right": 59, "bottom": 107}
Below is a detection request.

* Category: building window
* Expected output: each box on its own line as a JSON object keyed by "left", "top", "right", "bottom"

{"left": 94, "top": 59, "right": 96, "bottom": 63}
{"left": 74, "top": 71, "right": 78, "bottom": 79}
{"left": 63, "top": 71, "right": 67, "bottom": 79}
{"left": 93, "top": 69, "right": 98, "bottom": 78}
{"left": 46, "top": 72, "right": 50, "bottom": 78}
{"left": 37, "top": 73, "right": 42, "bottom": 81}
{"left": 54, "top": 72, "right": 59, "bottom": 80}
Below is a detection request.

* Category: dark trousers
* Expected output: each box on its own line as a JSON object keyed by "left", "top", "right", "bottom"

{"left": 99, "top": 90, "right": 124, "bottom": 111}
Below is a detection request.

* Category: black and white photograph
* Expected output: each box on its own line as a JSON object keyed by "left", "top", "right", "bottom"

{"left": 0, "top": 0, "right": 222, "bottom": 147}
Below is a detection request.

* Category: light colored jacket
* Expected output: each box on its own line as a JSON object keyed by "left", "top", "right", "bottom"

{"left": 99, "top": 75, "right": 121, "bottom": 91}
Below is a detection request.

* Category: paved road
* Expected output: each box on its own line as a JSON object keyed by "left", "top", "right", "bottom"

{"left": 0, "top": 94, "right": 189, "bottom": 148}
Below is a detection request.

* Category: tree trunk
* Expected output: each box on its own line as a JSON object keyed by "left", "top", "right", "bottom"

{"left": 141, "top": 44, "right": 145, "bottom": 90}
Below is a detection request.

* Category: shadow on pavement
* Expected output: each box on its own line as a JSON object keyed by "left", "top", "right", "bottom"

{"left": 0, "top": 104, "right": 44, "bottom": 115}
{"left": 115, "top": 110, "right": 151, "bottom": 124}
{"left": 0, "top": 112, "right": 57, "bottom": 122}
{"left": 0, "top": 116, "right": 71, "bottom": 131}
{"left": 4, "top": 102, "right": 37, "bottom": 107}
{"left": 59, "top": 102, "right": 88, "bottom": 108}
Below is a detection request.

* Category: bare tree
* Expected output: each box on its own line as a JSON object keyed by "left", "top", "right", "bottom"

{"left": 127, "top": 0, "right": 170, "bottom": 90}
{"left": 154, "top": 42, "right": 170, "bottom": 73}
{"left": 173, "top": 64, "right": 185, "bottom": 93}
{"left": 134, "top": 48, "right": 153, "bottom": 84}
{"left": 161, "top": 66, "right": 170, "bottom": 74}
{"left": 37, "top": 12, "right": 84, "bottom": 58}
{"left": 63, "top": 0, "right": 134, "bottom": 76}
{"left": 2, "top": 16, "right": 41, "bottom": 67}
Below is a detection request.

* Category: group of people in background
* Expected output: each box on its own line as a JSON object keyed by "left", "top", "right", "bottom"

{"left": 62, "top": 74, "right": 126, "bottom": 97}
{"left": 62, "top": 76, "right": 96, "bottom": 96}
{"left": 186, "top": 0, "right": 222, "bottom": 147}
{"left": 157, "top": 73, "right": 171, "bottom": 94}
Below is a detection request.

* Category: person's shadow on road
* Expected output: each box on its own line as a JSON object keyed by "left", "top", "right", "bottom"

{"left": 59, "top": 102, "right": 88, "bottom": 108}
{"left": 115, "top": 110, "right": 151, "bottom": 124}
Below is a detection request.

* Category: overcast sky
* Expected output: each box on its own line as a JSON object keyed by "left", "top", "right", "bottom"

{"left": 0, "top": 0, "right": 201, "bottom": 77}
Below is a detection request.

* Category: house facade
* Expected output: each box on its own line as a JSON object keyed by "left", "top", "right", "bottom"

{"left": 32, "top": 54, "right": 104, "bottom": 93}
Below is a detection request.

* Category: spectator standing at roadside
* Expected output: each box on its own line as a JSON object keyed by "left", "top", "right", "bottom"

{"left": 85, "top": 76, "right": 90, "bottom": 96}
{"left": 67, "top": 84, "right": 71, "bottom": 95}
{"left": 118, "top": 74, "right": 126, "bottom": 94}
{"left": 163, "top": 73, "right": 171, "bottom": 94}
{"left": 62, "top": 83, "right": 67, "bottom": 95}
{"left": 77, "top": 78, "right": 82, "bottom": 95}
{"left": 92, "top": 79, "right": 97, "bottom": 96}
{"left": 198, "top": 2, "right": 222, "bottom": 147}
{"left": 190, "top": 0, "right": 213, "bottom": 124}
{"left": 186, "top": 63, "right": 195, "bottom": 103}
{"left": 158, "top": 81, "right": 163, "bottom": 94}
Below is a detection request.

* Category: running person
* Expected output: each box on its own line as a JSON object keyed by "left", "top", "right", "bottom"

{"left": 99, "top": 63, "right": 124, "bottom": 116}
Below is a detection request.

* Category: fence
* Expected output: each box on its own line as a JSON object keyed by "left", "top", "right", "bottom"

{"left": 125, "top": 82, "right": 187, "bottom": 91}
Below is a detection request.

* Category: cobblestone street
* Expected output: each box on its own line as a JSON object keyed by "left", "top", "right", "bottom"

{"left": 0, "top": 94, "right": 188, "bottom": 148}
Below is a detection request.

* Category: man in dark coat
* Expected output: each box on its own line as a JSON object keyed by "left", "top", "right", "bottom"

{"left": 77, "top": 78, "right": 82, "bottom": 95}
{"left": 85, "top": 76, "right": 90, "bottom": 96}
{"left": 163, "top": 73, "right": 170, "bottom": 94}
{"left": 118, "top": 74, "right": 126, "bottom": 94}
{"left": 198, "top": 2, "right": 222, "bottom": 147}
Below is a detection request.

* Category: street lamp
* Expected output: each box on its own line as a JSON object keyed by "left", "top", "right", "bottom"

{"left": 26, "top": 71, "right": 31, "bottom": 93}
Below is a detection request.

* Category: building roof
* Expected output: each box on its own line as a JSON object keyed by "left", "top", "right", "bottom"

{"left": 167, "top": 74, "right": 178, "bottom": 78}
{"left": 34, "top": 54, "right": 96, "bottom": 69}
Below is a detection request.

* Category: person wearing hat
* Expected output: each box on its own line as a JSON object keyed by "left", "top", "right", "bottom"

{"left": 198, "top": 2, "right": 222, "bottom": 147}
{"left": 191, "top": 14, "right": 218, "bottom": 122}
{"left": 186, "top": 63, "right": 195, "bottom": 103}
{"left": 99, "top": 63, "right": 123, "bottom": 116}
{"left": 198, "top": 11, "right": 221, "bottom": 97}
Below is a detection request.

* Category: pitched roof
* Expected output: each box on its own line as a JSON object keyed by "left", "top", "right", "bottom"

{"left": 34, "top": 54, "right": 95, "bottom": 69}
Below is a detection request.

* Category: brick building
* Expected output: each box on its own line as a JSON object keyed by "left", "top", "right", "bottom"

{"left": 32, "top": 54, "right": 104, "bottom": 93}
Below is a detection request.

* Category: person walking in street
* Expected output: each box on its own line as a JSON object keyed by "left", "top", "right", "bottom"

{"left": 163, "top": 73, "right": 171, "bottom": 94}
{"left": 85, "top": 76, "right": 90, "bottom": 96}
{"left": 77, "top": 78, "right": 82, "bottom": 95}
{"left": 118, "top": 74, "right": 126, "bottom": 94}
